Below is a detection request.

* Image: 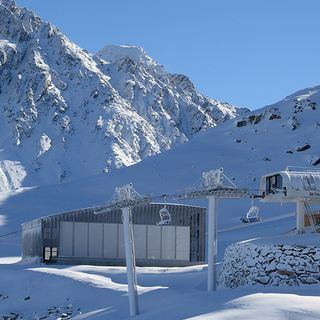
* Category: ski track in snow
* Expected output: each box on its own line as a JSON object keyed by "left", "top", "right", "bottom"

{"left": 28, "top": 266, "right": 167, "bottom": 294}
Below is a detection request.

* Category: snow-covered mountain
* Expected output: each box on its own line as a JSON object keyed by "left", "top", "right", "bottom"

{"left": 0, "top": 0, "right": 242, "bottom": 191}
{"left": 95, "top": 45, "right": 238, "bottom": 139}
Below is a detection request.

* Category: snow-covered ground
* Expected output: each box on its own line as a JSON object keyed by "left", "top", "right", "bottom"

{"left": 1, "top": 257, "right": 320, "bottom": 319}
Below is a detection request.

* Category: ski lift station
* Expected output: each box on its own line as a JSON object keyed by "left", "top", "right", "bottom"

{"left": 22, "top": 203, "right": 206, "bottom": 266}
{"left": 260, "top": 168, "right": 320, "bottom": 232}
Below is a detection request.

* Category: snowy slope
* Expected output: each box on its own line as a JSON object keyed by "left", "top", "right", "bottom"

{"left": 1, "top": 84, "right": 320, "bottom": 256}
{"left": 0, "top": 0, "right": 242, "bottom": 191}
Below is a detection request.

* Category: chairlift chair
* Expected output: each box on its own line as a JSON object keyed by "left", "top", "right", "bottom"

{"left": 157, "top": 195, "right": 171, "bottom": 226}
{"left": 247, "top": 205, "right": 260, "bottom": 221}
{"left": 241, "top": 199, "right": 261, "bottom": 223}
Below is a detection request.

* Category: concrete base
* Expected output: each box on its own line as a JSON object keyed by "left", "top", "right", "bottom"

{"left": 53, "top": 257, "right": 205, "bottom": 267}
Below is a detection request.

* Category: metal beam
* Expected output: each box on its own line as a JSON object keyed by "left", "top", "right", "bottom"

{"left": 175, "top": 188, "right": 252, "bottom": 200}
{"left": 207, "top": 196, "right": 218, "bottom": 291}
{"left": 296, "top": 201, "right": 305, "bottom": 234}
{"left": 122, "top": 207, "right": 139, "bottom": 316}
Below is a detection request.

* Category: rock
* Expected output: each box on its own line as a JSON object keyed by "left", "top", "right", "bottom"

{"left": 290, "top": 116, "right": 300, "bottom": 130}
{"left": 270, "top": 277, "right": 281, "bottom": 286}
{"left": 305, "top": 264, "right": 319, "bottom": 273}
{"left": 2, "top": 313, "right": 19, "bottom": 320}
{"left": 292, "top": 245, "right": 305, "bottom": 251}
{"left": 301, "top": 248, "right": 312, "bottom": 254}
{"left": 248, "top": 114, "right": 262, "bottom": 124}
{"left": 269, "top": 114, "right": 281, "bottom": 120}
{"left": 296, "top": 266, "right": 307, "bottom": 275}
{"left": 283, "top": 250, "right": 294, "bottom": 256}
{"left": 300, "top": 276, "right": 318, "bottom": 285}
{"left": 277, "top": 269, "right": 295, "bottom": 277}
{"left": 312, "top": 158, "right": 320, "bottom": 166}
{"left": 236, "top": 120, "right": 247, "bottom": 127}
{"left": 255, "top": 276, "right": 270, "bottom": 285}
{"left": 311, "top": 273, "right": 320, "bottom": 280}
{"left": 246, "top": 258, "right": 256, "bottom": 268}
{"left": 313, "top": 253, "right": 320, "bottom": 260}
{"left": 288, "top": 260, "right": 300, "bottom": 267}
{"left": 286, "top": 277, "right": 299, "bottom": 286}
{"left": 260, "top": 247, "right": 270, "bottom": 257}
{"left": 0, "top": 294, "right": 9, "bottom": 301}
{"left": 297, "top": 144, "right": 311, "bottom": 152}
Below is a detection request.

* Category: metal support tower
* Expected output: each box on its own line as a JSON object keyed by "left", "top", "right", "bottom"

{"left": 296, "top": 200, "right": 305, "bottom": 234}
{"left": 102, "top": 170, "right": 258, "bottom": 315}
{"left": 122, "top": 206, "right": 139, "bottom": 316}
{"left": 114, "top": 183, "right": 141, "bottom": 317}
{"left": 207, "top": 196, "right": 218, "bottom": 291}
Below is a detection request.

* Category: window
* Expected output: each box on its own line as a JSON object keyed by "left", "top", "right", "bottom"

{"left": 266, "top": 174, "right": 282, "bottom": 194}
{"left": 51, "top": 247, "right": 58, "bottom": 258}
{"left": 44, "top": 247, "right": 51, "bottom": 261}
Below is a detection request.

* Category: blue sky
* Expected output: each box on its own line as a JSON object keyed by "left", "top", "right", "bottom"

{"left": 16, "top": 0, "right": 320, "bottom": 110}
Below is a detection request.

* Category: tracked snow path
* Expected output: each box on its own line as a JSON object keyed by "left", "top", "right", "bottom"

{"left": 219, "top": 212, "right": 296, "bottom": 232}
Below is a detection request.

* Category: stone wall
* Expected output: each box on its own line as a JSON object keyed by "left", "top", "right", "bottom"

{"left": 219, "top": 242, "right": 320, "bottom": 288}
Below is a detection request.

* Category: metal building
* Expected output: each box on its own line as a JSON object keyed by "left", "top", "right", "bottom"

{"left": 22, "top": 203, "right": 206, "bottom": 267}
{"left": 260, "top": 168, "right": 320, "bottom": 233}
{"left": 260, "top": 169, "right": 320, "bottom": 202}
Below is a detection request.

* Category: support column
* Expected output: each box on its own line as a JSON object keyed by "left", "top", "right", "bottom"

{"left": 207, "top": 196, "right": 218, "bottom": 291}
{"left": 296, "top": 201, "right": 305, "bottom": 234}
{"left": 122, "top": 207, "right": 139, "bottom": 316}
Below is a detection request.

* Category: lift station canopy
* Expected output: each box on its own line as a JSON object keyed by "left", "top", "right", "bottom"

{"left": 260, "top": 169, "right": 320, "bottom": 202}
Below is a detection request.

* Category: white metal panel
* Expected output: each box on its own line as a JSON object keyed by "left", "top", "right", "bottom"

{"left": 176, "top": 226, "right": 190, "bottom": 261}
{"left": 59, "top": 222, "right": 74, "bottom": 257}
{"left": 103, "top": 223, "right": 118, "bottom": 258}
{"left": 147, "top": 225, "right": 161, "bottom": 259}
{"left": 74, "top": 222, "right": 88, "bottom": 257}
{"left": 161, "top": 226, "right": 176, "bottom": 259}
{"left": 88, "top": 223, "right": 103, "bottom": 258}
{"left": 118, "top": 224, "right": 125, "bottom": 259}
{"left": 133, "top": 225, "right": 147, "bottom": 259}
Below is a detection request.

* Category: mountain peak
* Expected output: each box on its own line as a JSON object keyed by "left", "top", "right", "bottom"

{"left": 96, "top": 44, "right": 160, "bottom": 70}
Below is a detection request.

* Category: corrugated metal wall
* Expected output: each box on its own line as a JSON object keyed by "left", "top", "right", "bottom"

{"left": 21, "top": 219, "right": 42, "bottom": 258}
{"left": 22, "top": 203, "right": 205, "bottom": 264}
{"left": 58, "top": 222, "right": 191, "bottom": 261}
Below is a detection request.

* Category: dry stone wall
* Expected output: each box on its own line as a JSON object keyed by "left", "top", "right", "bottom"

{"left": 219, "top": 242, "right": 320, "bottom": 288}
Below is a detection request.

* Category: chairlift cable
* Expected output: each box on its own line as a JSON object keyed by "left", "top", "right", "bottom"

{"left": 0, "top": 224, "right": 41, "bottom": 239}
